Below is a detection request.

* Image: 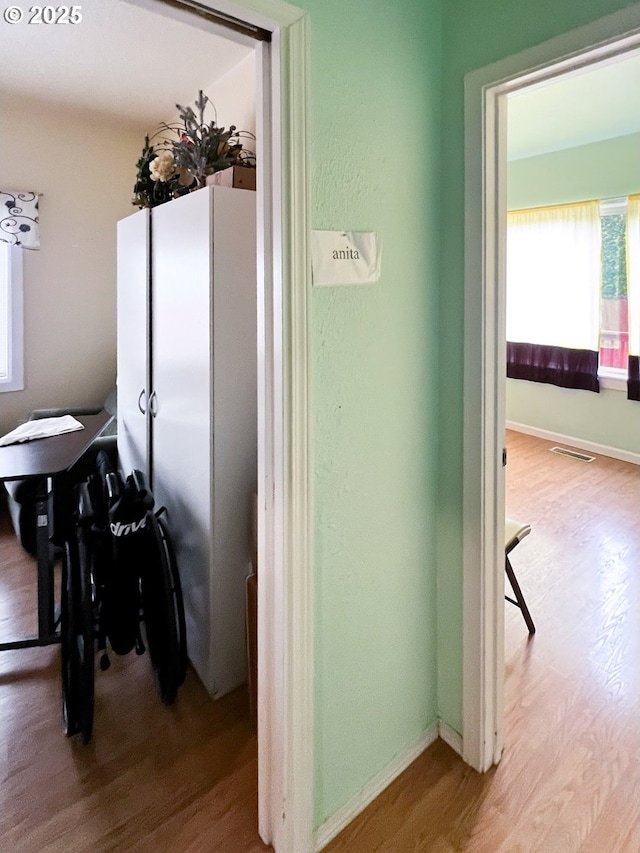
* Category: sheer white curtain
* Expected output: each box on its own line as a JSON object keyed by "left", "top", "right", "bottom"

{"left": 627, "top": 194, "right": 640, "bottom": 400}
{"left": 507, "top": 201, "right": 601, "bottom": 349}
{"left": 506, "top": 200, "right": 602, "bottom": 391}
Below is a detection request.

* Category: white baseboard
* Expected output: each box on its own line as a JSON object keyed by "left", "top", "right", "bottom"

{"left": 313, "top": 723, "right": 439, "bottom": 852}
{"left": 506, "top": 420, "right": 640, "bottom": 466}
{"left": 438, "top": 721, "right": 463, "bottom": 756}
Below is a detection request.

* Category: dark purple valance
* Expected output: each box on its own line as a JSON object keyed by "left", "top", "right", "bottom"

{"left": 629, "top": 356, "right": 640, "bottom": 401}
{"left": 507, "top": 342, "right": 600, "bottom": 393}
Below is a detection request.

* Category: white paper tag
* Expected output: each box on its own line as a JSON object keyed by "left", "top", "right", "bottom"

{"left": 311, "top": 230, "right": 380, "bottom": 286}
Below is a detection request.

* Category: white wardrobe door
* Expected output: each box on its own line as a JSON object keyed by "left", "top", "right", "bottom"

{"left": 117, "top": 209, "right": 150, "bottom": 479}
{"left": 211, "top": 186, "right": 257, "bottom": 696}
{"left": 151, "top": 189, "right": 215, "bottom": 693}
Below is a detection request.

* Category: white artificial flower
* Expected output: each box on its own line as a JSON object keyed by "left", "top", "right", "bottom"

{"left": 150, "top": 151, "right": 177, "bottom": 182}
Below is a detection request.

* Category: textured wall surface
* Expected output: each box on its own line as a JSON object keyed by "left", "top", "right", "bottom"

{"left": 437, "top": 0, "right": 640, "bottom": 735}
{"left": 0, "top": 93, "right": 143, "bottom": 433}
{"left": 305, "top": 0, "right": 442, "bottom": 828}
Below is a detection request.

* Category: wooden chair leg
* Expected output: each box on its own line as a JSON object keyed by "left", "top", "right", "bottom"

{"left": 505, "top": 555, "right": 536, "bottom": 634}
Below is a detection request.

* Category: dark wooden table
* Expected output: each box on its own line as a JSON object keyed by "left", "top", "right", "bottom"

{"left": 0, "top": 411, "right": 113, "bottom": 650}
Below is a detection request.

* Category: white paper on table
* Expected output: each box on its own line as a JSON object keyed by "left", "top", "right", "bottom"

{"left": 0, "top": 415, "right": 85, "bottom": 447}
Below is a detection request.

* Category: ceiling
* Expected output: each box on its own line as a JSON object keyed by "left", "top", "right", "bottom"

{"left": 507, "top": 51, "right": 640, "bottom": 160}
{"left": 4, "top": 4, "right": 636, "bottom": 159}
{"left": 0, "top": 0, "right": 253, "bottom": 129}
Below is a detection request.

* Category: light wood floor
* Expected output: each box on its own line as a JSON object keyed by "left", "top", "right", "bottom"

{"left": 2, "top": 432, "right": 639, "bottom": 851}
{"left": 324, "top": 430, "right": 640, "bottom": 852}
{"left": 0, "top": 501, "right": 271, "bottom": 853}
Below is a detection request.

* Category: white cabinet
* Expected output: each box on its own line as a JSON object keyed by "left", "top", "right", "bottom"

{"left": 116, "top": 208, "right": 150, "bottom": 480}
{"left": 117, "top": 186, "right": 257, "bottom": 697}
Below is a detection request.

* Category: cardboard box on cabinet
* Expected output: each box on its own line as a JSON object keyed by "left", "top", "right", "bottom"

{"left": 206, "top": 166, "right": 256, "bottom": 191}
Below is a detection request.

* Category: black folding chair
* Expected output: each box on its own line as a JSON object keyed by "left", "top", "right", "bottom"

{"left": 505, "top": 518, "right": 536, "bottom": 635}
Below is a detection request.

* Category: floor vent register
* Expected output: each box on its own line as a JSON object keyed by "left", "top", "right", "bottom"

{"left": 549, "top": 446, "right": 596, "bottom": 463}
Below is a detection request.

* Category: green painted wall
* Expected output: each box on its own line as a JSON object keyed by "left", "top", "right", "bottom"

{"left": 305, "top": 0, "right": 443, "bottom": 828}
{"left": 507, "top": 133, "right": 640, "bottom": 455}
{"left": 438, "top": 0, "right": 640, "bottom": 735}
{"left": 507, "top": 382, "right": 640, "bottom": 453}
{"left": 307, "top": 0, "right": 639, "bottom": 831}
{"left": 508, "top": 133, "right": 640, "bottom": 209}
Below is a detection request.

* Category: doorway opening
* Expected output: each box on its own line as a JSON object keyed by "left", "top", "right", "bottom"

{"left": 112, "top": 4, "right": 316, "bottom": 844}
{"left": 502, "top": 46, "right": 640, "bottom": 662}
{"left": 462, "top": 6, "right": 640, "bottom": 774}
{"left": 0, "top": 1, "right": 312, "bottom": 850}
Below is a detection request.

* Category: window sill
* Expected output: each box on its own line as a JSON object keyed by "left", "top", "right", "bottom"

{"left": 0, "top": 381, "right": 25, "bottom": 393}
{"left": 598, "top": 369, "right": 627, "bottom": 392}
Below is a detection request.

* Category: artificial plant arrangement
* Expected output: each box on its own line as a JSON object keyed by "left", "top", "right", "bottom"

{"left": 132, "top": 90, "right": 256, "bottom": 209}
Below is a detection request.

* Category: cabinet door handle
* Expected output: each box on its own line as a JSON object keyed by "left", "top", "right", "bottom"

{"left": 149, "top": 390, "right": 158, "bottom": 418}
{"left": 137, "top": 389, "right": 147, "bottom": 415}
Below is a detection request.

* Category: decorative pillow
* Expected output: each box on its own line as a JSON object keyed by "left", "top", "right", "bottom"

{"left": 0, "top": 190, "right": 40, "bottom": 250}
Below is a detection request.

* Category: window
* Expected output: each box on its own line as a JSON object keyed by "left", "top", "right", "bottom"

{"left": 507, "top": 196, "right": 636, "bottom": 394}
{"left": 0, "top": 241, "right": 24, "bottom": 392}
{"left": 628, "top": 195, "right": 640, "bottom": 401}
{"left": 506, "top": 200, "right": 602, "bottom": 392}
{"left": 599, "top": 199, "right": 628, "bottom": 376}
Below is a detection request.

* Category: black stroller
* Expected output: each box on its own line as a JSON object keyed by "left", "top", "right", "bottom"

{"left": 60, "top": 451, "right": 187, "bottom": 742}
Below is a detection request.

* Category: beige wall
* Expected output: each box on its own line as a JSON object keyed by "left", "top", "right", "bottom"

{"left": 0, "top": 92, "right": 145, "bottom": 433}
{"left": 0, "top": 56, "right": 255, "bottom": 435}
{"left": 204, "top": 52, "right": 256, "bottom": 142}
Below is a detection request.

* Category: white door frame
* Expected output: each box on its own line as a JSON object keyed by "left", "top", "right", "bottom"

{"left": 127, "top": 1, "right": 313, "bottom": 850}
{"left": 463, "top": 5, "right": 640, "bottom": 773}
{"left": 248, "top": 7, "right": 313, "bottom": 853}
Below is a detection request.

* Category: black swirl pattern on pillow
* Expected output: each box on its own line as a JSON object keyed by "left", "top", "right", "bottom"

{"left": 0, "top": 191, "right": 40, "bottom": 249}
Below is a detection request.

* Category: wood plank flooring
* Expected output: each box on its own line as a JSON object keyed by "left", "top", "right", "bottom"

{"left": 324, "top": 430, "right": 640, "bottom": 852}
{"left": 2, "top": 432, "right": 639, "bottom": 851}
{"left": 0, "top": 501, "right": 271, "bottom": 853}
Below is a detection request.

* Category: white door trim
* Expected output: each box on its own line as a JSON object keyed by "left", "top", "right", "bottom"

{"left": 251, "top": 9, "right": 313, "bottom": 853}
{"left": 463, "top": 6, "right": 640, "bottom": 773}
{"left": 204, "top": 4, "right": 313, "bottom": 851}
{"left": 128, "top": 1, "right": 313, "bottom": 850}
